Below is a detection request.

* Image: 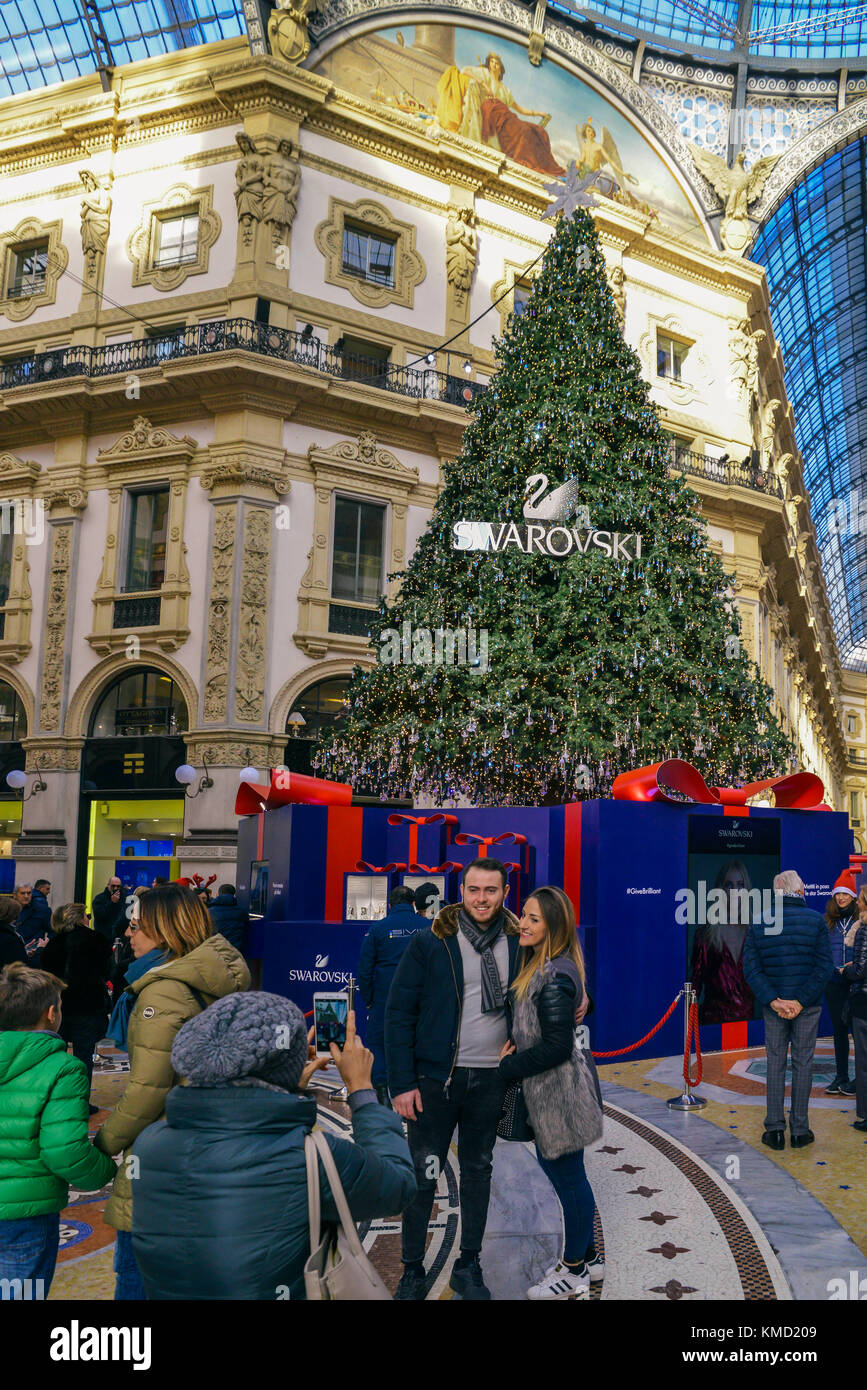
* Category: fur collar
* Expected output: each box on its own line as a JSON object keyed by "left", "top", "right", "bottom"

{"left": 431, "top": 901, "right": 520, "bottom": 940}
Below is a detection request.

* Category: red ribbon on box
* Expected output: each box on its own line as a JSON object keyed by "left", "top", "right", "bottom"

{"left": 408, "top": 861, "right": 463, "bottom": 875}
{"left": 612, "top": 759, "right": 828, "bottom": 811}
{"left": 454, "top": 830, "right": 529, "bottom": 868}
{"left": 387, "top": 813, "right": 459, "bottom": 865}
{"left": 355, "top": 861, "right": 408, "bottom": 874}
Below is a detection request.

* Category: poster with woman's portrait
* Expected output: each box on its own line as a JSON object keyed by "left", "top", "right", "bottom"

{"left": 684, "top": 816, "right": 781, "bottom": 1025}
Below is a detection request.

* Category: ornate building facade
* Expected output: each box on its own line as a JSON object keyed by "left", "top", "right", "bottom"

{"left": 1, "top": 0, "right": 865, "bottom": 899}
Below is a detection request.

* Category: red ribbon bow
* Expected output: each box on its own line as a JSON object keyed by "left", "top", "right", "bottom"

{"left": 408, "top": 861, "right": 463, "bottom": 875}
{"left": 355, "top": 861, "right": 408, "bottom": 874}
{"left": 612, "top": 760, "right": 827, "bottom": 810}
{"left": 387, "top": 813, "right": 459, "bottom": 865}
{"left": 454, "top": 831, "right": 529, "bottom": 855}
{"left": 236, "top": 769, "right": 352, "bottom": 816}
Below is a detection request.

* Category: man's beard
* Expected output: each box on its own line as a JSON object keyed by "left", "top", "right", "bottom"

{"left": 463, "top": 902, "right": 504, "bottom": 928}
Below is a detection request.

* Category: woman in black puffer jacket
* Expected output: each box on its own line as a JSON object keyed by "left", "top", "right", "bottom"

{"left": 842, "top": 888, "right": 867, "bottom": 1131}
{"left": 498, "top": 885, "right": 603, "bottom": 1302}
{"left": 42, "top": 902, "right": 112, "bottom": 1110}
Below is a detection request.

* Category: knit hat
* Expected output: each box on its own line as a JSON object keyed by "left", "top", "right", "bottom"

{"left": 171, "top": 991, "right": 309, "bottom": 1091}
{"left": 832, "top": 870, "right": 858, "bottom": 900}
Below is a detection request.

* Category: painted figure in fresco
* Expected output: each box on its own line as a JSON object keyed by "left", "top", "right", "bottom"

{"left": 575, "top": 118, "right": 635, "bottom": 187}
{"left": 435, "top": 52, "right": 564, "bottom": 177}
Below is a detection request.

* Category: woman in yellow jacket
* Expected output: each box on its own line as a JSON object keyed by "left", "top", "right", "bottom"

{"left": 94, "top": 883, "right": 250, "bottom": 1299}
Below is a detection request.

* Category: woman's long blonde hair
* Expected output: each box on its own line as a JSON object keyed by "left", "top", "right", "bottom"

{"left": 137, "top": 883, "right": 211, "bottom": 959}
{"left": 511, "top": 886, "right": 585, "bottom": 1000}
{"left": 50, "top": 903, "right": 88, "bottom": 934}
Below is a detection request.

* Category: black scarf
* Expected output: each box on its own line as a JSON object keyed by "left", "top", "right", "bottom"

{"left": 458, "top": 907, "right": 506, "bottom": 1014}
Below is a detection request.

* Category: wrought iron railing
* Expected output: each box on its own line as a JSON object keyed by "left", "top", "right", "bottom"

{"left": 329, "top": 602, "right": 378, "bottom": 637}
{"left": 670, "top": 445, "right": 782, "bottom": 497}
{"left": 0, "top": 318, "right": 487, "bottom": 408}
{"left": 113, "top": 595, "right": 161, "bottom": 629}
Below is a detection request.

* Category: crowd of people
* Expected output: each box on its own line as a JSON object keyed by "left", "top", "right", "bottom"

{"left": 0, "top": 857, "right": 864, "bottom": 1302}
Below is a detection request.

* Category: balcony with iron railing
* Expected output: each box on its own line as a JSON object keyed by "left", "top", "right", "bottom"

{"left": 0, "top": 322, "right": 783, "bottom": 501}
{"left": 0, "top": 318, "right": 487, "bottom": 409}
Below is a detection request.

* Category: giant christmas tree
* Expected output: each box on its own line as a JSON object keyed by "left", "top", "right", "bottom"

{"left": 318, "top": 201, "right": 792, "bottom": 805}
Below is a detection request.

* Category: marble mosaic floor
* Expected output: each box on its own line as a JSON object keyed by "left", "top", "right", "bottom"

{"left": 48, "top": 1039, "right": 867, "bottom": 1301}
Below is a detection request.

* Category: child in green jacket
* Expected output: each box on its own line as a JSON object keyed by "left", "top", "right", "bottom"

{"left": 0, "top": 962, "right": 117, "bottom": 1299}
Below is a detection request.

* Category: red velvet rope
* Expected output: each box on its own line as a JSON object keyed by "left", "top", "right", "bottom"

{"left": 590, "top": 991, "right": 682, "bottom": 1059}
{"left": 683, "top": 1000, "right": 703, "bottom": 1088}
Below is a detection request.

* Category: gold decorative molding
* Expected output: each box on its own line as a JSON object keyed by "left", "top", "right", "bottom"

{"left": 88, "top": 417, "right": 193, "bottom": 653}
{"left": 268, "top": 0, "right": 316, "bottom": 64}
{"left": 0, "top": 453, "right": 39, "bottom": 663}
{"left": 126, "top": 183, "right": 221, "bottom": 293}
{"left": 203, "top": 505, "right": 237, "bottom": 723}
{"left": 183, "top": 736, "right": 286, "bottom": 768}
{"left": 39, "top": 524, "right": 73, "bottom": 732}
{"left": 23, "top": 740, "right": 83, "bottom": 772}
{"left": 0, "top": 217, "right": 68, "bottom": 322}
{"left": 235, "top": 507, "right": 272, "bottom": 723}
{"left": 294, "top": 431, "right": 419, "bottom": 659}
{"left": 314, "top": 195, "right": 425, "bottom": 310}
{"left": 199, "top": 449, "right": 291, "bottom": 501}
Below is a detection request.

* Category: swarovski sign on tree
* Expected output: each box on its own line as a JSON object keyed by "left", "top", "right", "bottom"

{"left": 318, "top": 204, "right": 791, "bottom": 805}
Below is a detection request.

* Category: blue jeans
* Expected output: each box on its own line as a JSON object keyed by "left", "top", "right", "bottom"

{"left": 113, "top": 1229, "right": 147, "bottom": 1300}
{"left": 0, "top": 1213, "right": 59, "bottom": 1298}
{"left": 535, "top": 1146, "right": 596, "bottom": 1266}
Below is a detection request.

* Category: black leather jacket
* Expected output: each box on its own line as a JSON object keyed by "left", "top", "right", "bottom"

{"left": 843, "top": 922, "right": 867, "bottom": 997}
{"left": 499, "top": 971, "right": 592, "bottom": 1081}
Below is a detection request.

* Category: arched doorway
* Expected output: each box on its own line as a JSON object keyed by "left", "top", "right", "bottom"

{"left": 0, "top": 679, "right": 27, "bottom": 890}
{"left": 283, "top": 676, "right": 350, "bottom": 774}
{"left": 77, "top": 667, "right": 190, "bottom": 905}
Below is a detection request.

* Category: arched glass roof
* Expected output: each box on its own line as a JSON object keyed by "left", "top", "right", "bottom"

{"left": 552, "top": 0, "right": 867, "bottom": 58}
{"left": 752, "top": 138, "right": 867, "bottom": 670}
{"left": 0, "top": 0, "right": 246, "bottom": 98}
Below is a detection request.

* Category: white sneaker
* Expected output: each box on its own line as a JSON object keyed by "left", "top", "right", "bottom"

{"left": 545, "top": 1253, "right": 604, "bottom": 1282}
{"left": 527, "top": 1262, "right": 590, "bottom": 1300}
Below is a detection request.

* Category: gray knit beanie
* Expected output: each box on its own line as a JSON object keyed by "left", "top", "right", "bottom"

{"left": 171, "top": 991, "right": 309, "bottom": 1091}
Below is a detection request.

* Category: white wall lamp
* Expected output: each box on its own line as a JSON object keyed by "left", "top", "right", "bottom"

{"left": 175, "top": 757, "right": 214, "bottom": 798}
{"left": 6, "top": 765, "right": 48, "bottom": 800}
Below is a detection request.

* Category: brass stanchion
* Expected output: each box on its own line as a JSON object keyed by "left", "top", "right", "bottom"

{"left": 667, "top": 981, "right": 706, "bottom": 1110}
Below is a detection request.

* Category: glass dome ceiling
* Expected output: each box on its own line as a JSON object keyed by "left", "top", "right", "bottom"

{"left": 0, "top": 0, "right": 247, "bottom": 98}
{"left": 753, "top": 138, "right": 867, "bottom": 671}
{"left": 552, "top": 0, "right": 867, "bottom": 58}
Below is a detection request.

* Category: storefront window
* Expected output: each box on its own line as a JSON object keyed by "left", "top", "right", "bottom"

{"left": 0, "top": 681, "right": 26, "bottom": 741}
{"left": 89, "top": 669, "right": 188, "bottom": 738}
{"left": 284, "top": 677, "right": 349, "bottom": 773}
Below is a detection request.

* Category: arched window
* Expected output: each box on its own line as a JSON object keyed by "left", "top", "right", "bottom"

{"left": 0, "top": 681, "right": 26, "bottom": 741}
{"left": 284, "top": 676, "right": 349, "bottom": 773}
{"left": 89, "top": 668, "right": 189, "bottom": 738}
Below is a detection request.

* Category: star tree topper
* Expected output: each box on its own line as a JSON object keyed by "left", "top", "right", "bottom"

{"left": 542, "top": 162, "right": 599, "bottom": 220}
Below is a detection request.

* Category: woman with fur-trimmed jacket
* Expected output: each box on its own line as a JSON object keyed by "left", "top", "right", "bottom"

{"left": 498, "top": 886, "right": 603, "bottom": 1301}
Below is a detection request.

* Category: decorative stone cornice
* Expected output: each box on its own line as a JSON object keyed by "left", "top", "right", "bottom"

{"left": 22, "top": 738, "right": 84, "bottom": 772}
{"left": 199, "top": 449, "right": 292, "bottom": 501}
{"left": 0, "top": 454, "right": 41, "bottom": 490}
{"left": 307, "top": 430, "right": 420, "bottom": 493}
{"left": 97, "top": 416, "right": 198, "bottom": 468}
{"left": 45, "top": 483, "right": 87, "bottom": 517}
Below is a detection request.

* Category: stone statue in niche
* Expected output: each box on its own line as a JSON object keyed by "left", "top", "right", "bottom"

{"left": 445, "top": 206, "right": 477, "bottom": 307}
{"left": 263, "top": 141, "right": 300, "bottom": 246}
{"left": 729, "top": 318, "right": 765, "bottom": 400}
{"left": 234, "top": 134, "right": 265, "bottom": 245}
{"left": 79, "top": 170, "right": 112, "bottom": 277}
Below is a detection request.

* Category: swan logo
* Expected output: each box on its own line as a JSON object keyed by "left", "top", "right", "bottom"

{"left": 452, "top": 474, "right": 641, "bottom": 559}
{"left": 315, "top": 954, "right": 329, "bottom": 968}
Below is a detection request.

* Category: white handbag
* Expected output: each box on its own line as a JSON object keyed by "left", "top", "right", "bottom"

{"left": 303, "top": 1129, "right": 393, "bottom": 1301}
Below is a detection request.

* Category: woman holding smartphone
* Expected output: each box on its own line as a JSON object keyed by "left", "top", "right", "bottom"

{"left": 498, "top": 886, "right": 604, "bottom": 1300}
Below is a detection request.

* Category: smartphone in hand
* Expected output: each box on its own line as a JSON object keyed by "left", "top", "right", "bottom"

{"left": 313, "top": 991, "right": 349, "bottom": 1057}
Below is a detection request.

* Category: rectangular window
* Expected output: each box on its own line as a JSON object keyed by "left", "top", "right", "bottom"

{"left": 331, "top": 497, "right": 385, "bottom": 605}
{"left": 513, "top": 281, "right": 532, "bottom": 316}
{"left": 0, "top": 526, "right": 12, "bottom": 607}
{"left": 338, "top": 334, "right": 390, "bottom": 385}
{"left": 341, "top": 223, "right": 396, "bottom": 287}
{"left": 125, "top": 489, "right": 170, "bottom": 592}
{"left": 8, "top": 241, "right": 48, "bottom": 298}
{"left": 848, "top": 714, "right": 857, "bottom": 735}
{"left": 657, "top": 332, "right": 689, "bottom": 381}
{"left": 850, "top": 790, "right": 860, "bottom": 825}
{"left": 154, "top": 212, "right": 199, "bottom": 267}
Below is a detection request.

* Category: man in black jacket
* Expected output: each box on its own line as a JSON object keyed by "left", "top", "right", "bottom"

{"left": 15, "top": 879, "right": 51, "bottom": 961}
{"left": 209, "top": 884, "right": 249, "bottom": 955}
{"left": 90, "top": 877, "right": 127, "bottom": 943}
{"left": 358, "top": 885, "right": 427, "bottom": 1107}
{"left": 385, "top": 857, "right": 520, "bottom": 1301}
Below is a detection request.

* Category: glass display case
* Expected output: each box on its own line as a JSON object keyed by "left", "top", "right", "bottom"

{"left": 344, "top": 872, "right": 389, "bottom": 921}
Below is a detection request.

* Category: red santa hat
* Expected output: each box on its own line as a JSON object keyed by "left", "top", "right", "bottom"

{"left": 832, "top": 870, "right": 858, "bottom": 900}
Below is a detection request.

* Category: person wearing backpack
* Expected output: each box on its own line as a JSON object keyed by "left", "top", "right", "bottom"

{"left": 93, "top": 882, "right": 249, "bottom": 1299}
{"left": 41, "top": 903, "right": 112, "bottom": 1114}
{"left": 0, "top": 963, "right": 116, "bottom": 1297}
{"left": 498, "top": 885, "right": 604, "bottom": 1301}
{"left": 129, "top": 995, "right": 416, "bottom": 1299}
